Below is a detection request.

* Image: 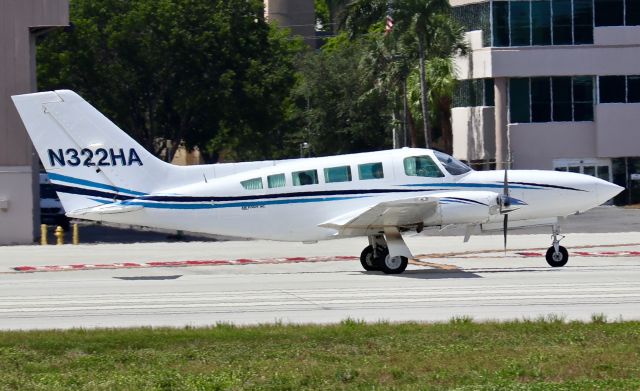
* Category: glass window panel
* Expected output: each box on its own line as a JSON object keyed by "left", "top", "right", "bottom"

{"left": 553, "top": 0, "right": 573, "bottom": 44}
{"left": 267, "top": 173, "right": 286, "bottom": 188}
{"left": 599, "top": 76, "right": 626, "bottom": 103}
{"left": 583, "top": 166, "right": 596, "bottom": 176}
{"left": 573, "top": 76, "right": 594, "bottom": 121}
{"left": 434, "top": 151, "right": 471, "bottom": 175}
{"left": 532, "top": 1, "right": 552, "bottom": 45}
{"left": 510, "top": 1, "right": 531, "bottom": 46}
{"left": 574, "top": 0, "right": 594, "bottom": 44}
{"left": 324, "top": 166, "right": 352, "bottom": 183}
{"left": 241, "top": 177, "right": 263, "bottom": 190}
{"left": 595, "top": 0, "right": 624, "bottom": 26}
{"left": 555, "top": 167, "right": 568, "bottom": 171}
{"left": 568, "top": 166, "right": 581, "bottom": 173}
{"left": 597, "top": 166, "right": 610, "bottom": 181}
{"left": 492, "top": 1, "right": 510, "bottom": 46}
{"left": 358, "top": 163, "right": 384, "bottom": 180}
{"left": 627, "top": 0, "right": 640, "bottom": 25}
{"left": 404, "top": 156, "right": 444, "bottom": 178}
{"left": 509, "top": 78, "right": 531, "bottom": 123}
{"left": 552, "top": 77, "right": 572, "bottom": 121}
{"left": 292, "top": 170, "right": 318, "bottom": 186}
{"left": 531, "top": 77, "right": 552, "bottom": 122}
{"left": 484, "top": 78, "right": 495, "bottom": 106}
{"left": 628, "top": 75, "right": 640, "bottom": 103}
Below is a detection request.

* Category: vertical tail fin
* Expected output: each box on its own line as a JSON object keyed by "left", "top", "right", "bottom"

{"left": 12, "top": 90, "right": 171, "bottom": 212}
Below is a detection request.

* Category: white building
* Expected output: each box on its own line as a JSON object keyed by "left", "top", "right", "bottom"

{"left": 450, "top": 0, "right": 640, "bottom": 203}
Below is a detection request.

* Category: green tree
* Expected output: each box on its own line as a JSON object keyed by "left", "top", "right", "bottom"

{"left": 37, "top": 0, "right": 304, "bottom": 162}
{"left": 341, "top": 0, "right": 465, "bottom": 151}
{"left": 291, "top": 33, "right": 392, "bottom": 156}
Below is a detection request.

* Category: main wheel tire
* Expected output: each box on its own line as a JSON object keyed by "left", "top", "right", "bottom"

{"left": 381, "top": 254, "right": 408, "bottom": 274}
{"left": 360, "top": 245, "right": 378, "bottom": 271}
{"left": 545, "top": 246, "right": 569, "bottom": 267}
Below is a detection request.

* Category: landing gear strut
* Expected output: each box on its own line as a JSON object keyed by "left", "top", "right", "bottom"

{"left": 360, "top": 230, "right": 411, "bottom": 274}
{"left": 545, "top": 225, "right": 569, "bottom": 267}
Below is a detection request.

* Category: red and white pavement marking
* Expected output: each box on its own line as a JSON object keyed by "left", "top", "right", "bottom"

{"left": 515, "top": 250, "right": 640, "bottom": 258}
{"left": 13, "top": 256, "right": 358, "bottom": 273}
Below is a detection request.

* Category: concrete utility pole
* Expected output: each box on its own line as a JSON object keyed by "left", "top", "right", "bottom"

{"left": 493, "top": 77, "right": 508, "bottom": 170}
{"left": 0, "top": 0, "right": 69, "bottom": 245}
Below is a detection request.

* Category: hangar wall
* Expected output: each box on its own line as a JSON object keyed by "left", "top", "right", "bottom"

{"left": 0, "top": 0, "right": 68, "bottom": 245}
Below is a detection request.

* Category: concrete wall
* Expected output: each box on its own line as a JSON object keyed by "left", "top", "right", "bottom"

{"left": 0, "top": 0, "right": 68, "bottom": 245}
{"left": 265, "top": 0, "right": 315, "bottom": 47}
{"left": 451, "top": 106, "right": 496, "bottom": 161}
{"left": 596, "top": 103, "right": 640, "bottom": 158}
{"left": 510, "top": 122, "right": 597, "bottom": 170}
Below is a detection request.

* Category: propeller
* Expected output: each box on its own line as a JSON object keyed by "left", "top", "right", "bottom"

{"left": 500, "top": 167, "right": 510, "bottom": 253}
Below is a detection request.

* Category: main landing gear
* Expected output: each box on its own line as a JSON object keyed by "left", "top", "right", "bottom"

{"left": 359, "top": 228, "right": 411, "bottom": 274}
{"left": 545, "top": 224, "right": 569, "bottom": 267}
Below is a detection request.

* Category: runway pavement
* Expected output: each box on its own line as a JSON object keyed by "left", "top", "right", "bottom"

{"left": 1, "top": 231, "right": 640, "bottom": 330}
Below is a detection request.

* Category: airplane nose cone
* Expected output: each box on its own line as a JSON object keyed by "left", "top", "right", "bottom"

{"left": 597, "top": 181, "right": 624, "bottom": 204}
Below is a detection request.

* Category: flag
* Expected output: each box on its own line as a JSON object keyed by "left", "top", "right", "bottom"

{"left": 385, "top": 1, "right": 394, "bottom": 36}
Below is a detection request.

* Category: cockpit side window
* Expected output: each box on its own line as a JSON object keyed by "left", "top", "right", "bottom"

{"left": 404, "top": 156, "right": 445, "bottom": 178}
{"left": 241, "top": 177, "right": 263, "bottom": 190}
{"left": 433, "top": 151, "right": 472, "bottom": 176}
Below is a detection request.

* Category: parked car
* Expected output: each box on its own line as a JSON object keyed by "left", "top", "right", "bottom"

{"left": 40, "top": 173, "right": 70, "bottom": 230}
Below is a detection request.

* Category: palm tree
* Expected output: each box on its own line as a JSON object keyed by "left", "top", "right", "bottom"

{"left": 341, "top": 0, "right": 462, "bottom": 149}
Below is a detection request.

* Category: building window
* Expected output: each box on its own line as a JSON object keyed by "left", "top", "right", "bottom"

{"left": 292, "top": 170, "right": 318, "bottom": 186}
{"left": 628, "top": 0, "right": 640, "bottom": 26}
{"left": 599, "top": 76, "right": 626, "bottom": 103}
{"left": 452, "top": 2, "right": 491, "bottom": 47}
{"left": 595, "top": 0, "right": 640, "bottom": 26}
{"left": 599, "top": 75, "right": 640, "bottom": 103}
{"left": 267, "top": 173, "right": 286, "bottom": 188}
{"left": 241, "top": 178, "right": 263, "bottom": 190}
{"left": 324, "top": 166, "right": 352, "bottom": 183}
{"left": 492, "top": 0, "right": 593, "bottom": 47}
{"left": 509, "top": 76, "right": 594, "bottom": 123}
{"left": 358, "top": 163, "right": 384, "bottom": 180}
{"left": 595, "top": 0, "right": 624, "bottom": 26}
{"left": 453, "top": 79, "right": 495, "bottom": 108}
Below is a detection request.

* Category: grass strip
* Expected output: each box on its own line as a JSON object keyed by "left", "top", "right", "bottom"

{"left": 1, "top": 316, "right": 639, "bottom": 390}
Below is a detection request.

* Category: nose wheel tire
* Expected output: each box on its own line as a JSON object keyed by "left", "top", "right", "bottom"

{"left": 360, "top": 245, "right": 388, "bottom": 271}
{"left": 545, "top": 246, "right": 569, "bottom": 267}
{"left": 381, "top": 254, "right": 408, "bottom": 274}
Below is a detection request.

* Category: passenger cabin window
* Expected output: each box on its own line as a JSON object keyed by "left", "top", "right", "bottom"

{"left": 324, "top": 166, "right": 352, "bottom": 183}
{"left": 267, "top": 173, "right": 286, "bottom": 188}
{"left": 241, "top": 177, "right": 263, "bottom": 190}
{"left": 358, "top": 163, "right": 384, "bottom": 180}
{"left": 404, "top": 156, "right": 444, "bottom": 178}
{"left": 434, "top": 151, "right": 472, "bottom": 176}
{"left": 292, "top": 170, "right": 318, "bottom": 186}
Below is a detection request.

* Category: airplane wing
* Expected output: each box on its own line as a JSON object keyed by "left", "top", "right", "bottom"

{"left": 319, "top": 191, "right": 501, "bottom": 237}
{"left": 319, "top": 196, "right": 439, "bottom": 235}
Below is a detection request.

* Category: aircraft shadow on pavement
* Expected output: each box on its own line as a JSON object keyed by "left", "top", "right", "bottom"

{"left": 363, "top": 269, "right": 481, "bottom": 280}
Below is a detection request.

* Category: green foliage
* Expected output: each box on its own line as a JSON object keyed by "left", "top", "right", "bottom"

{"left": 37, "top": 0, "right": 304, "bottom": 162}
{"left": 291, "top": 33, "right": 392, "bottom": 156}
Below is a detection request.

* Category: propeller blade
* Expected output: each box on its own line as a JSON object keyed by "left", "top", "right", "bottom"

{"left": 503, "top": 168, "right": 509, "bottom": 197}
{"left": 503, "top": 213, "right": 508, "bottom": 254}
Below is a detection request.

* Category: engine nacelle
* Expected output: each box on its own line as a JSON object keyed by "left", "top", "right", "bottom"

{"left": 427, "top": 191, "right": 500, "bottom": 226}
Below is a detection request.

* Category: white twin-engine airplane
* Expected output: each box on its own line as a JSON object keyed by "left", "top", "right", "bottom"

{"left": 13, "top": 90, "right": 623, "bottom": 274}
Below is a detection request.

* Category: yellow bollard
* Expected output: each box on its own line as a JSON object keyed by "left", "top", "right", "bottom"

{"left": 72, "top": 223, "right": 79, "bottom": 245}
{"left": 54, "top": 226, "right": 64, "bottom": 245}
{"left": 40, "top": 224, "right": 48, "bottom": 245}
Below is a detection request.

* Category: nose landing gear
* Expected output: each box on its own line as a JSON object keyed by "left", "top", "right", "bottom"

{"left": 546, "top": 225, "right": 569, "bottom": 267}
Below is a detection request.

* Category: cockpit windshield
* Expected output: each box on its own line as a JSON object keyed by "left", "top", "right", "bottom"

{"left": 434, "top": 151, "right": 472, "bottom": 176}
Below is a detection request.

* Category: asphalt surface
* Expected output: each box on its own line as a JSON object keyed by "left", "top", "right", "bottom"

{"left": 1, "top": 226, "right": 640, "bottom": 329}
